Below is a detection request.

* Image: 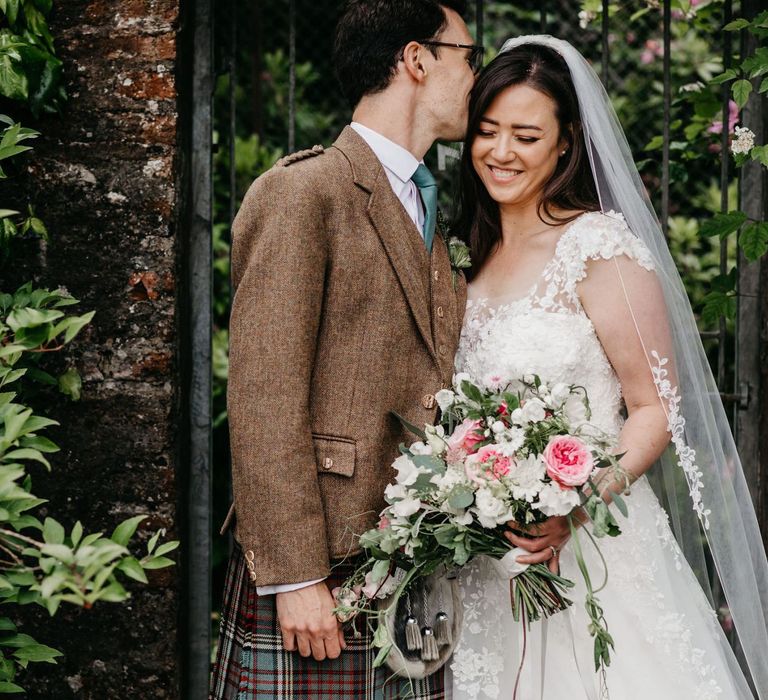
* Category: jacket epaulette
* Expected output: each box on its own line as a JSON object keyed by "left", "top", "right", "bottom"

{"left": 277, "top": 144, "right": 325, "bottom": 167}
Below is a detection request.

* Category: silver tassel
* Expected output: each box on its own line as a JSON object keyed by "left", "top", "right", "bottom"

{"left": 434, "top": 611, "right": 451, "bottom": 646}
{"left": 421, "top": 626, "right": 439, "bottom": 661}
{"left": 405, "top": 615, "right": 422, "bottom": 651}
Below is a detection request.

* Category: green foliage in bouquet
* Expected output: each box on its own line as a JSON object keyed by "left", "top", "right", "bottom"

{"left": 0, "top": 284, "right": 178, "bottom": 694}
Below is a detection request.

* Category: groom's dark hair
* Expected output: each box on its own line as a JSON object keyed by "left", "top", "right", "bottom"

{"left": 333, "top": 0, "right": 468, "bottom": 108}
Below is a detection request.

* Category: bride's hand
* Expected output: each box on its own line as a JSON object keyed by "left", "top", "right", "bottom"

{"left": 504, "top": 515, "right": 573, "bottom": 574}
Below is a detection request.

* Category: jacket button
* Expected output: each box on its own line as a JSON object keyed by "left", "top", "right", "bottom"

{"left": 438, "top": 344, "right": 447, "bottom": 356}
{"left": 323, "top": 458, "right": 334, "bottom": 470}
{"left": 433, "top": 269, "right": 439, "bottom": 281}
{"left": 249, "top": 571, "right": 257, "bottom": 582}
{"left": 436, "top": 306, "right": 444, "bottom": 318}
{"left": 245, "top": 549, "right": 255, "bottom": 562}
{"left": 422, "top": 394, "right": 436, "bottom": 409}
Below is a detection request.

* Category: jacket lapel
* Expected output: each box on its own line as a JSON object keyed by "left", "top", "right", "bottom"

{"left": 333, "top": 127, "right": 437, "bottom": 361}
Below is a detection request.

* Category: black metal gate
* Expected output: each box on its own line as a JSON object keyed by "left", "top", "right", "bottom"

{"left": 186, "top": 1, "right": 768, "bottom": 697}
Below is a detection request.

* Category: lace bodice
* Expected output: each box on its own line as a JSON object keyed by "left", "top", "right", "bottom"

{"left": 456, "top": 210, "right": 655, "bottom": 439}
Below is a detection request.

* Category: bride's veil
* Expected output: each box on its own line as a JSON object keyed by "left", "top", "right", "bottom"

{"left": 498, "top": 35, "right": 768, "bottom": 696}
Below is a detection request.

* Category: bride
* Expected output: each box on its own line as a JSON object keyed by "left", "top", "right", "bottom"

{"left": 448, "top": 36, "right": 768, "bottom": 699}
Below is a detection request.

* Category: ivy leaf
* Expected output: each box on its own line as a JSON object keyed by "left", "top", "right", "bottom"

{"left": 57, "top": 368, "right": 81, "bottom": 401}
{"left": 699, "top": 211, "right": 747, "bottom": 238}
{"left": 645, "top": 135, "right": 664, "bottom": 150}
{"left": 751, "top": 145, "right": 768, "bottom": 166}
{"left": 741, "top": 48, "right": 768, "bottom": 79}
{"left": 701, "top": 291, "right": 737, "bottom": 325}
{"left": 723, "top": 18, "right": 751, "bottom": 31}
{"left": 709, "top": 68, "right": 737, "bottom": 85}
{"left": 740, "top": 222, "right": 768, "bottom": 261}
{"left": 110, "top": 515, "right": 146, "bottom": 547}
{"left": 732, "top": 79, "right": 753, "bottom": 108}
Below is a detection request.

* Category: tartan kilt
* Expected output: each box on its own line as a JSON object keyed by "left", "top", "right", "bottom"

{"left": 209, "top": 543, "right": 446, "bottom": 700}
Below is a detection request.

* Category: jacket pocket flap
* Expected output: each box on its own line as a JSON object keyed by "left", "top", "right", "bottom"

{"left": 313, "top": 434, "right": 356, "bottom": 477}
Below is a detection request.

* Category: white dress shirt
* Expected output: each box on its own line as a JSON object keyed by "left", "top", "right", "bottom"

{"left": 255, "top": 124, "right": 427, "bottom": 596}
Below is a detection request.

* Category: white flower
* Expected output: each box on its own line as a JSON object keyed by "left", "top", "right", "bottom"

{"left": 453, "top": 510, "right": 474, "bottom": 526}
{"left": 578, "top": 9, "right": 596, "bottom": 28}
{"left": 498, "top": 428, "right": 525, "bottom": 454}
{"left": 491, "top": 420, "right": 506, "bottom": 434}
{"left": 550, "top": 382, "right": 571, "bottom": 407}
{"left": 508, "top": 453, "right": 547, "bottom": 501}
{"left": 435, "top": 389, "right": 456, "bottom": 411}
{"left": 731, "top": 125, "right": 756, "bottom": 156}
{"left": 453, "top": 372, "right": 472, "bottom": 393}
{"left": 410, "top": 441, "right": 433, "bottom": 456}
{"left": 679, "top": 81, "right": 705, "bottom": 94}
{"left": 473, "top": 488, "right": 513, "bottom": 528}
{"left": 425, "top": 424, "right": 447, "bottom": 456}
{"left": 392, "top": 496, "right": 422, "bottom": 518}
{"left": 510, "top": 407, "right": 524, "bottom": 425}
{"left": 362, "top": 567, "right": 402, "bottom": 599}
{"left": 534, "top": 482, "right": 580, "bottom": 517}
{"left": 564, "top": 393, "right": 589, "bottom": 426}
{"left": 520, "top": 398, "right": 547, "bottom": 424}
{"left": 384, "top": 482, "right": 408, "bottom": 501}
{"left": 392, "top": 454, "right": 422, "bottom": 486}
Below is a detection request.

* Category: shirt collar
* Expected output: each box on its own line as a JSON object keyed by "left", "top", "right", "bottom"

{"left": 350, "top": 122, "right": 421, "bottom": 185}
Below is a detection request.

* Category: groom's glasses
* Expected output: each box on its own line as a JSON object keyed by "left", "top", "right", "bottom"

{"left": 421, "top": 41, "right": 485, "bottom": 74}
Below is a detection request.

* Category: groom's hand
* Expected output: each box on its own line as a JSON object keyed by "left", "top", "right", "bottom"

{"left": 276, "top": 581, "right": 347, "bottom": 661}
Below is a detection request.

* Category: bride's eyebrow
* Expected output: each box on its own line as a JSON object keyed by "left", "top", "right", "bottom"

{"left": 479, "top": 116, "right": 543, "bottom": 131}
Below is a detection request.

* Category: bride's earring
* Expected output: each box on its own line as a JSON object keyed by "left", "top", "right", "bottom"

{"left": 560, "top": 148, "right": 568, "bottom": 156}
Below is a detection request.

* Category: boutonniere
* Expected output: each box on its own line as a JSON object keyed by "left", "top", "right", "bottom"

{"left": 437, "top": 210, "right": 471, "bottom": 289}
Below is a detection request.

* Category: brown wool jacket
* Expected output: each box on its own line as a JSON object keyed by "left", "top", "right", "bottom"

{"left": 221, "top": 126, "right": 467, "bottom": 587}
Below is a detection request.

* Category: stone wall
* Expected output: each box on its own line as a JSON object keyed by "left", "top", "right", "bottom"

{"left": 4, "top": 1, "right": 184, "bottom": 697}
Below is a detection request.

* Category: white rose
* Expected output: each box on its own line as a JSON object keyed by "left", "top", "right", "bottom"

{"left": 510, "top": 408, "right": 524, "bottom": 425}
{"left": 435, "top": 389, "right": 456, "bottom": 411}
{"left": 534, "top": 482, "right": 580, "bottom": 517}
{"left": 520, "top": 398, "right": 547, "bottom": 424}
{"left": 491, "top": 420, "right": 506, "bottom": 434}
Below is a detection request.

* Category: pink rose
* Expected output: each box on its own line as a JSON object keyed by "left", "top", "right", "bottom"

{"left": 446, "top": 418, "right": 484, "bottom": 456}
{"left": 543, "top": 435, "right": 594, "bottom": 488}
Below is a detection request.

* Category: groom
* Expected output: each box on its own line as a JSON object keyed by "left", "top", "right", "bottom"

{"left": 211, "top": 1, "right": 479, "bottom": 697}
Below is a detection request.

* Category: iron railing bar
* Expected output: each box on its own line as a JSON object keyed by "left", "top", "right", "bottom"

{"left": 181, "top": 0, "right": 213, "bottom": 696}
{"left": 601, "top": 0, "right": 609, "bottom": 88}
{"left": 661, "top": 0, "right": 671, "bottom": 236}
{"left": 718, "top": 0, "right": 733, "bottom": 393}
{"left": 475, "top": 0, "right": 484, "bottom": 50}
{"left": 288, "top": 0, "right": 296, "bottom": 153}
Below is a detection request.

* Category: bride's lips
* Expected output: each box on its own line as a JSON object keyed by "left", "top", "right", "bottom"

{"left": 487, "top": 164, "right": 523, "bottom": 183}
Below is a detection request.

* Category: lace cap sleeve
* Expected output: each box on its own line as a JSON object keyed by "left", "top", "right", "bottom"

{"left": 567, "top": 210, "right": 656, "bottom": 286}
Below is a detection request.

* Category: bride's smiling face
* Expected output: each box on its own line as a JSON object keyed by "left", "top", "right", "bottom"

{"left": 470, "top": 84, "right": 567, "bottom": 209}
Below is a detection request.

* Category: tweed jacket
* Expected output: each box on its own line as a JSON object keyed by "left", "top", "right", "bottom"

{"left": 222, "top": 126, "right": 467, "bottom": 587}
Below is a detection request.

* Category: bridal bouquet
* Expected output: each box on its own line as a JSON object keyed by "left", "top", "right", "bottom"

{"left": 333, "top": 374, "right": 629, "bottom": 675}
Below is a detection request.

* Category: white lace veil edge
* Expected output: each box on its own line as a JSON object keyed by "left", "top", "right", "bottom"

{"left": 499, "top": 35, "right": 768, "bottom": 697}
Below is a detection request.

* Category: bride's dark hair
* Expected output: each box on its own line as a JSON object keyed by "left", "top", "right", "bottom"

{"left": 454, "top": 44, "right": 599, "bottom": 273}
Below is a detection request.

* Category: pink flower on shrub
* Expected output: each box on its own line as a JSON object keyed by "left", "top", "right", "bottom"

{"left": 708, "top": 100, "right": 739, "bottom": 135}
{"left": 543, "top": 435, "right": 594, "bottom": 488}
{"left": 640, "top": 39, "right": 663, "bottom": 65}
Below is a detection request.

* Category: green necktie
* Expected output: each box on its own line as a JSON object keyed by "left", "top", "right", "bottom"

{"left": 411, "top": 163, "right": 437, "bottom": 253}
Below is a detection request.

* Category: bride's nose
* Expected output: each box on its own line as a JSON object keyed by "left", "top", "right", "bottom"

{"left": 491, "top": 134, "right": 517, "bottom": 163}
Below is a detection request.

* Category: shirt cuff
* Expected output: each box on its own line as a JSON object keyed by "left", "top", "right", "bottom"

{"left": 255, "top": 577, "right": 326, "bottom": 596}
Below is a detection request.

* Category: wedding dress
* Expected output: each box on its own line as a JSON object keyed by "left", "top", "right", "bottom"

{"left": 449, "top": 210, "right": 756, "bottom": 700}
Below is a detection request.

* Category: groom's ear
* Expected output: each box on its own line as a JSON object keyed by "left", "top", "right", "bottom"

{"left": 401, "top": 41, "right": 429, "bottom": 82}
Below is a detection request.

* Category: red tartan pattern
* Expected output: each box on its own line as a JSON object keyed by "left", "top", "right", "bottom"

{"left": 209, "top": 544, "right": 446, "bottom": 699}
